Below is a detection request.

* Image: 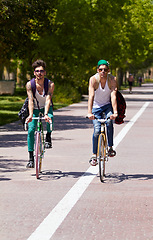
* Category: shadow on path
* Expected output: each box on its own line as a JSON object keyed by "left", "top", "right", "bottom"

{"left": 0, "top": 114, "right": 92, "bottom": 134}
{"left": 0, "top": 176, "right": 11, "bottom": 181}
{"left": 104, "top": 172, "right": 153, "bottom": 184}
{"left": 0, "top": 133, "right": 27, "bottom": 148}
{"left": 54, "top": 115, "right": 92, "bottom": 131}
{"left": 0, "top": 121, "right": 24, "bottom": 132}
{"left": 34, "top": 169, "right": 96, "bottom": 181}
{"left": 0, "top": 115, "right": 92, "bottom": 148}
{"left": 0, "top": 156, "right": 27, "bottom": 175}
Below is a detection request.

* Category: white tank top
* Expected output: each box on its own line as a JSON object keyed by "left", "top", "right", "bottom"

{"left": 34, "top": 89, "right": 47, "bottom": 109}
{"left": 93, "top": 74, "right": 111, "bottom": 108}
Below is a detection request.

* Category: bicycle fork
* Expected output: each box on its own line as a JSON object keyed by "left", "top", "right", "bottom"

{"left": 98, "top": 125, "right": 108, "bottom": 162}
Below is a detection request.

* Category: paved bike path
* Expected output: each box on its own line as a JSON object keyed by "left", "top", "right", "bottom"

{"left": 0, "top": 83, "right": 153, "bottom": 240}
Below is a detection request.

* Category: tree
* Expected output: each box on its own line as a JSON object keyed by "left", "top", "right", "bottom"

{"left": 0, "top": 0, "right": 153, "bottom": 90}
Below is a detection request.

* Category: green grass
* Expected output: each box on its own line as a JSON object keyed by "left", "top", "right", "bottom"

{"left": 0, "top": 84, "right": 83, "bottom": 126}
{"left": 0, "top": 94, "right": 69, "bottom": 126}
{"left": 0, "top": 96, "right": 25, "bottom": 126}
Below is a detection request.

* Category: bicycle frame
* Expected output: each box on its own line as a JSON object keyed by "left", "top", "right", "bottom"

{"left": 33, "top": 115, "right": 45, "bottom": 158}
{"left": 97, "top": 119, "right": 108, "bottom": 161}
{"left": 97, "top": 118, "right": 109, "bottom": 182}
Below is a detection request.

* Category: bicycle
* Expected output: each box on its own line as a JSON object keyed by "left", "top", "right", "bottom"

{"left": 25, "top": 112, "right": 52, "bottom": 179}
{"left": 87, "top": 115, "right": 109, "bottom": 182}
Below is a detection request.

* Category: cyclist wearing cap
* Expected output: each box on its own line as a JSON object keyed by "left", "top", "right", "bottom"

{"left": 87, "top": 59, "right": 117, "bottom": 166}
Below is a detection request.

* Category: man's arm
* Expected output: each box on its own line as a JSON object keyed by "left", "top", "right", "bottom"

{"left": 44, "top": 81, "right": 54, "bottom": 122}
{"left": 110, "top": 77, "right": 118, "bottom": 120}
{"left": 26, "top": 81, "right": 34, "bottom": 123}
{"left": 87, "top": 76, "right": 95, "bottom": 120}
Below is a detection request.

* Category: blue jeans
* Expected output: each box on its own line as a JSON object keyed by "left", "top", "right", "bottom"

{"left": 27, "top": 107, "right": 53, "bottom": 152}
{"left": 92, "top": 103, "right": 113, "bottom": 154}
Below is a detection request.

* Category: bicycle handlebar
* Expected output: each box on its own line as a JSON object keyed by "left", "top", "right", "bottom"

{"left": 86, "top": 116, "right": 110, "bottom": 124}
{"left": 94, "top": 116, "right": 110, "bottom": 123}
{"left": 24, "top": 117, "right": 52, "bottom": 131}
{"left": 24, "top": 122, "right": 28, "bottom": 131}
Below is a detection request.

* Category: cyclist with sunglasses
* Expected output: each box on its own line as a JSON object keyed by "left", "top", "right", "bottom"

{"left": 87, "top": 60, "right": 117, "bottom": 166}
{"left": 26, "top": 59, "right": 54, "bottom": 168}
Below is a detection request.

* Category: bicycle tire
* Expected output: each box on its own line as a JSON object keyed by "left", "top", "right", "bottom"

{"left": 35, "top": 132, "right": 42, "bottom": 179}
{"left": 98, "top": 134, "right": 106, "bottom": 182}
{"left": 39, "top": 131, "right": 44, "bottom": 173}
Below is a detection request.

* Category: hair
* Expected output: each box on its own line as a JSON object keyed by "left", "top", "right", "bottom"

{"left": 32, "top": 59, "right": 46, "bottom": 70}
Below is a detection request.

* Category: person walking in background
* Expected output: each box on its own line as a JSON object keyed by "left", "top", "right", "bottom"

{"left": 128, "top": 74, "right": 134, "bottom": 93}
{"left": 87, "top": 59, "right": 117, "bottom": 166}
{"left": 26, "top": 59, "right": 54, "bottom": 168}
{"left": 138, "top": 76, "right": 142, "bottom": 87}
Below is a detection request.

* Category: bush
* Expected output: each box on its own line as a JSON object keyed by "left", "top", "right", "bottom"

{"left": 53, "top": 83, "right": 82, "bottom": 104}
{"left": 144, "top": 78, "right": 153, "bottom": 83}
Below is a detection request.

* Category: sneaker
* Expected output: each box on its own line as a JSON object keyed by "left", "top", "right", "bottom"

{"left": 89, "top": 155, "right": 98, "bottom": 166}
{"left": 108, "top": 147, "right": 116, "bottom": 157}
{"left": 45, "top": 142, "right": 52, "bottom": 148}
{"left": 26, "top": 160, "right": 34, "bottom": 168}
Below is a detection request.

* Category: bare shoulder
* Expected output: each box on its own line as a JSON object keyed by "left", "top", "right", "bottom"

{"left": 49, "top": 80, "right": 54, "bottom": 86}
{"left": 108, "top": 74, "right": 117, "bottom": 91}
{"left": 26, "top": 81, "right": 32, "bottom": 91}
{"left": 47, "top": 80, "right": 54, "bottom": 97}
{"left": 48, "top": 80, "right": 55, "bottom": 90}
{"left": 26, "top": 81, "right": 33, "bottom": 99}
{"left": 89, "top": 75, "right": 99, "bottom": 90}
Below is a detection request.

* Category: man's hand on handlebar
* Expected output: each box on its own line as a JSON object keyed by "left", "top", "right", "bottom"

{"left": 87, "top": 113, "right": 95, "bottom": 120}
{"left": 87, "top": 113, "right": 118, "bottom": 121}
{"left": 110, "top": 113, "right": 118, "bottom": 120}
{"left": 44, "top": 114, "right": 52, "bottom": 123}
{"left": 26, "top": 115, "right": 33, "bottom": 124}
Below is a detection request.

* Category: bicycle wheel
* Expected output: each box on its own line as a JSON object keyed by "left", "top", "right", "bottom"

{"left": 35, "top": 132, "right": 42, "bottom": 179}
{"left": 98, "top": 134, "right": 106, "bottom": 182}
{"left": 39, "top": 131, "right": 44, "bottom": 173}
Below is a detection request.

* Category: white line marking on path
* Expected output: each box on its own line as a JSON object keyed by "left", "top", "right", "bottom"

{"left": 27, "top": 102, "right": 150, "bottom": 240}
{"left": 114, "top": 102, "right": 150, "bottom": 149}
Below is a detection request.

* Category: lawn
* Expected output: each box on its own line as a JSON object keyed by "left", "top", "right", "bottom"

{"left": 0, "top": 94, "right": 68, "bottom": 126}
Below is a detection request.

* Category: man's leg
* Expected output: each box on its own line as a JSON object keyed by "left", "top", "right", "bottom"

{"left": 26, "top": 109, "right": 39, "bottom": 168}
{"left": 104, "top": 104, "right": 116, "bottom": 157}
{"left": 89, "top": 108, "right": 101, "bottom": 166}
{"left": 45, "top": 106, "right": 54, "bottom": 148}
{"left": 92, "top": 119, "right": 101, "bottom": 155}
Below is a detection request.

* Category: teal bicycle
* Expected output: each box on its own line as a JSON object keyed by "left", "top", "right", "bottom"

{"left": 25, "top": 112, "right": 52, "bottom": 179}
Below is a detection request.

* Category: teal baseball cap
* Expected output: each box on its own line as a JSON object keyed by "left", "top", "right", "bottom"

{"left": 97, "top": 59, "right": 109, "bottom": 67}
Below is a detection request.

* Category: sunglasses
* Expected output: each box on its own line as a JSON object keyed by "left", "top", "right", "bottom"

{"left": 99, "top": 68, "right": 108, "bottom": 72}
{"left": 35, "top": 70, "right": 45, "bottom": 73}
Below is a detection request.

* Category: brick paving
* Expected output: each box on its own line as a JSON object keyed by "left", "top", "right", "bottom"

{"left": 0, "top": 84, "right": 153, "bottom": 240}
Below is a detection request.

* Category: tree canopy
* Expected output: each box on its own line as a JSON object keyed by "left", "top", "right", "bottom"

{"left": 0, "top": 0, "right": 153, "bottom": 89}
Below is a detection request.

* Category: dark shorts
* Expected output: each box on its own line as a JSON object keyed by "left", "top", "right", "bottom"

{"left": 128, "top": 81, "right": 133, "bottom": 87}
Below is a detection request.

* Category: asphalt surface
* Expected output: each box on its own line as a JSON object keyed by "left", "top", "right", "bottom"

{"left": 0, "top": 83, "right": 153, "bottom": 240}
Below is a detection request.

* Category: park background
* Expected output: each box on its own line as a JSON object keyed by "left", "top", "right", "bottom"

{"left": 0, "top": 0, "right": 153, "bottom": 125}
